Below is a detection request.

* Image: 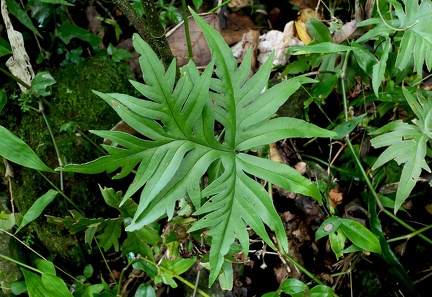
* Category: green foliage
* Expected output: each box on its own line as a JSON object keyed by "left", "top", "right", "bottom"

{"left": 370, "top": 87, "right": 432, "bottom": 212}
{"left": 131, "top": 0, "right": 182, "bottom": 27}
{"left": 21, "top": 259, "right": 72, "bottom": 297}
{"left": 357, "top": 0, "right": 432, "bottom": 76}
{"left": 316, "top": 216, "right": 381, "bottom": 257}
{"left": 15, "top": 189, "right": 58, "bottom": 234}
{"left": 0, "top": 125, "right": 54, "bottom": 172}
{"left": 58, "top": 11, "right": 336, "bottom": 285}
{"left": 2, "top": 1, "right": 432, "bottom": 295}
{"left": 262, "top": 278, "right": 335, "bottom": 297}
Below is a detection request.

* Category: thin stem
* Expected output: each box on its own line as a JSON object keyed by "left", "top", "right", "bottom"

{"left": 96, "top": 239, "right": 117, "bottom": 287}
{"left": 117, "top": 258, "right": 136, "bottom": 296}
{"left": 386, "top": 224, "right": 432, "bottom": 243}
{"left": 0, "top": 228, "right": 82, "bottom": 283}
{"left": 192, "top": 235, "right": 204, "bottom": 297}
{"left": 39, "top": 100, "right": 64, "bottom": 191}
{"left": 181, "top": 1, "right": 193, "bottom": 60}
{"left": 37, "top": 171, "right": 84, "bottom": 214}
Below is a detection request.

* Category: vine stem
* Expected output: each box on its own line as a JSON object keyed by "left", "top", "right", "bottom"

{"left": 339, "top": 51, "right": 432, "bottom": 246}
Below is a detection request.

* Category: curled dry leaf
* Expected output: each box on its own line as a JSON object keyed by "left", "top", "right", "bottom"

{"left": 167, "top": 13, "right": 219, "bottom": 67}
{"left": 1, "top": 0, "right": 34, "bottom": 92}
{"left": 2, "top": 158, "right": 14, "bottom": 178}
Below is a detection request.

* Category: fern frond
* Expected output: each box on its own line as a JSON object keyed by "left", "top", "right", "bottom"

{"left": 371, "top": 87, "right": 432, "bottom": 212}
{"left": 58, "top": 11, "right": 336, "bottom": 285}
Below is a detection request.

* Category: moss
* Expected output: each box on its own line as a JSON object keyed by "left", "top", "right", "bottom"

{"left": 0, "top": 192, "right": 23, "bottom": 296}
{"left": 0, "top": 57, "right": 137, "bottom": 266}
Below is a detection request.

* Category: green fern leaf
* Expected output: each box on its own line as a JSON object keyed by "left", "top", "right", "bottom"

{"left": 370, "top": 87, "right": 432, "bottom": 212}
{"left": 357, "top": 0, "right": 432, "bottom": 76}
{"left": 58, "top": 12, "right": 336, "bottom": 285}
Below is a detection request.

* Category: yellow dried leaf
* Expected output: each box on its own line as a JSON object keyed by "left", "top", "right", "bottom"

{"left": 294, "top": 8, "right": 319, "bottom": 45}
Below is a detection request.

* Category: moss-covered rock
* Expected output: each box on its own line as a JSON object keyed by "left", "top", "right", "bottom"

{"left": 0, "top": 57, "right": 137, "bottom": 269}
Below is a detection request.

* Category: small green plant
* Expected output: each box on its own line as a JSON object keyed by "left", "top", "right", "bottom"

{"left": 263, "top": 278, "right": 335, "bottom": 297}
{"left": 369, "top": 87, "right": 432, "bottom": 212}
{"left": 57, "top": 10, "right": 336, "bottom": 286}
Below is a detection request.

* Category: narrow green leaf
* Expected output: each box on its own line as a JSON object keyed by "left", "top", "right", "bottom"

{"left": 0, "top": 89, "right": 7, "bottom": 111}
{"left": 340, "top": 219, "right": 381, "bottom": 253}
{"left": 287, "top": 43, "right": 356, "bottom": 55}
{"left": 372, "top": 37, "right": 391, "bottom": 97}
{"left": 15, "top": 189, "right": 58, "bottom": 234}
{"left": 237, "top": 153, "right": 322, "bottom": 200}
{"left": 5, "top": 0, "right": 42, "bottom": 38}
{"left": 342, "top": 243, "right": 364, "bottom": 254}
{"left": 0, "top": 43, "right": 12, "bottom": 58}
{"left": 0, "top": 125, "right": 54, "bottom": 172}
{"left": 315, "top": 216, "right": 342, "bottom": 240}
{"left": 236, "top": 117, "right": 336, "bottom": 150}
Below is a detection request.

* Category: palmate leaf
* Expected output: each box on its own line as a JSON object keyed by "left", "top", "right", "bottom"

{"left": 58, "top": 11, "right": 336, "bottom": 285}
{"left": 370, "top": 88, "right": 432, "bottom": 212}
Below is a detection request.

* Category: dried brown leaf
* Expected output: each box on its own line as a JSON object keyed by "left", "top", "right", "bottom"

{"left": 167, "top": 13, "right": 219, "bottom": 67}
